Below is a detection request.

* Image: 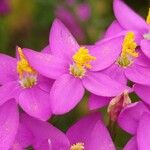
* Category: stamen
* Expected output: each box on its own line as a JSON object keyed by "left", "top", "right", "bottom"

{"left": 146, "top": 8, "right": 150, "bottom": 25}
{"left": 17, "top": 47, "right": 37, "bottom": 88}
{"left": 17, "top": 47, "right": 37, "bottom": 79}
{"left": 117, "top": 32, "right": 138, "bottom": 67}
{"left": 69, "top": 64, "right": 86, "bottom": 78}
{"left": 73, "top": 47, "right": 96, "bottom": 69}
{"left": 70, "top": 142, "right": 84, "bottom": 150}
{"left": 70, "top": 47, "right": 96, "bottom": 78}
{"left": 19, "top": 74, "right": 37, "bottom": 88}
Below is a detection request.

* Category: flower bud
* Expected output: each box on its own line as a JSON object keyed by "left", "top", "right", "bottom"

{"left": 107, "top": 91, "right": 131, "bottom": 122}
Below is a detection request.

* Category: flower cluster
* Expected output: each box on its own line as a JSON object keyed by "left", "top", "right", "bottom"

{"left": 0, "top": 0, "right": 150, "bottom": 149}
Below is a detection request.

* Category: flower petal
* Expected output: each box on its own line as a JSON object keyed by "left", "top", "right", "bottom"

{"left": 90, "top": 36, "right": 123, "bottom": 71}
{"left": 13, "top": 122, "right": 33, "bottom": 148}
{"left": 0, "top": 81, "right": 21, "bottom": 106}
{"left": 134, "top": 84, "right": 150, "bottom": 105}
{"left": 104, "top": 20, "right": 124, "bottom": 38}
{"left": 21, "top": 113, "right": 70, "bottom": 150}
{"left": 0, "top": 54, "right": 17, "bottom": 84}
{"left": 41, "top": 45, "right": 51, "bottom": 54}
{"left": 49, "top": 19, "right": 80, "bottom": 61}
{"left": 0, "top": 99, "right": 19, "bottom": 150}
{"left": 102, "top": 63, "right": 127, "bottom": 85}
{"left": 23, "top": 48, "right": 68, "bottom": 79}
{"left": 118, "top": 102, "right": 149, "bottom": 134}
{"left": 140, "top": 39, "right": 150, "bottom": 59}
{"left": 124, "top": 137, "right": 138, "bottom": 150}
{"left": 113, "top": 0, "right": 148, "bottom": 32}
{"left": 66, "top": 112, "right": 115, "bottom": 150}
{"left": 50, "top": 74, "right": 85, "bottom": 114}
{"left": 19, "top": 86, "right": 52, "bottom": 121}
{"left": 82, "top": 72, "right": 126, "bottom": 97}
{"left": 37, "top": 75, "right": 54, "bottom": 93}
{"left": 134, "top": 50, "right": 150, "bottom": 67}
{"left": 125, "top": 64, "right": 150, "bottom": 86}
{"left": 137, "top": 113, "right": 150, "bottom": 150}
{"left": 88, "top": 94, "right": 110, "bottom": 110}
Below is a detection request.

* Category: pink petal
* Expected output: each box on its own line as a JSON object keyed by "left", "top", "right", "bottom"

{"left": 125, "top": 64, "right": 150, "bottom": 86}
{"left": 13, "top": 122, "right": 33, "bottom": 148}
{"left": 88, "top": 94, "right": 110, "bottom": 110}
{"left": 41, "top": 45, "right": 51, "bottom": 54}
{"left": 134, "top": 84, "right": 150, "bottom": 105}
{"left": 37, "top": 75, "right": 54, "bottom": 93}
{"left": 102, "top": 63, "right": 127, "bottom": 85}
{"left": 49, "top": 19, "right": 80, "bottom": 61}
{"left": 21, "top": 113, "right": 70, "bottom": 150}
{"left": 66, "top": 112, "right": 115, "bottom": 150}
{"left": 134, "top": 50, "right": 150, "bottom": 67}
{"left": 140, "top": 39, "right": 150, "bottom": 58}
{"left": 104, "top": 20, "right": 124, "bottom": 38}
{"left": 0, "top": 54, "right": 17, "bottom": 84}
{"left": 23, "top": 48, "right": 68, "bottom": 79}
{"left": 50, "top": 74, "right": 85, "bottom": 114}
{"left": 0, "top": 81, "right": 21, "bottom": 106}
{"left": 82, "top": 72, "right": 126, "bottom": 97}
{"left": 0, "top": 99, "right": 19, "bottom": 150}
{"left": 118, "top": 102, "right": 149, "bottom": 134}
{"left": 90, "top": 36, "right": 123, "bottom": 71}
{"left": 19, "top": 86, "right": 52, "bottom": 121}
{"left": 137, "top": 113, "right": 150, "bottom": 150}
{"left": 113, "top": 0, "right": 148, "bottom": 33}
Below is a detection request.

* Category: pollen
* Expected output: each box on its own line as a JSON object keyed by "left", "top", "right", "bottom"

{"left": 70, "top": 142, "right": 84, "bottom": 150}
{"left": 70, "top": 47, "right": 96, "bottom": 78}
{"left": 146, "top": 8, "right": 150, "bottom": 25}
{"left": 17, "top": 47, "right": 37, "bottom": 79}
{"left": 73, "top": 47, "right": 96, "bottom": 69}
{"left": 117, "top": 32, "right": 138, "bottom": 67}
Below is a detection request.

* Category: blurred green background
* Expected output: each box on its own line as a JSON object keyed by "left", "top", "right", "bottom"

{"left": 0, "top": 0, "right": 149, "bottom": 55}
{"left": 0, "top": 0, "right": 149, "bottom": 149}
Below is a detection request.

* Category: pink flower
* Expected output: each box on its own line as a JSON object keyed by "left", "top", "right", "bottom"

{"left": 113, "top": 0, "right": 150, "bottom": 59}
{"left": 118, "top": 101, "right": 150, "bottom": 150}
{"left": 23, "top": 19, "right": 126, "bottom": 114}
{"left": 95, "top": 20, "right": 150, "bottom": 86}
{"left": 10, "top": 112, "right": 115, "bottom": 150}
{"left": 0, "top": 47, "right": 53, "bottom": 121}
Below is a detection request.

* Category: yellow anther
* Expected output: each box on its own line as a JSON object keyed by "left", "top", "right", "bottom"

{"left": 70, "top": 143, "right": 84, "bottom": 150}
{"left": 146, "top": 8, "right": 150, "bottom": 25}
{"left": 73, "top": 47, "right": 96, "bottom": 69}
{"left": 17, "top": 47, "right": 36, "bottom": 79}
{"left": 70, "top": 47, "right": 96, "bottom": 78}
{"left": 117, "top": 32, "right": 138, "bottom": 67}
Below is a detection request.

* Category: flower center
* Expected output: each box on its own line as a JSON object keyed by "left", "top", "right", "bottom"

{"left": 70, "top": 142, "right": 84, "bottom": 150}
{"left": 117, "top": 32, "right": 138, "bottom": 68}
{"left": 69, "top": 47, "right": 96, "bottom": 78}
{"left": 17, "top": 47, "right": 37, "bottom": 88}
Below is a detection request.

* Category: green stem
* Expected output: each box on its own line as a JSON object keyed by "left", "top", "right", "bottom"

{"left": 108, "top": 118, "right": 117, "bottom": 143}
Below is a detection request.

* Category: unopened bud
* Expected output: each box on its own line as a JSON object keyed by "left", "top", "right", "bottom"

{"left": 107, "top": 91, "right": 131, "bottom": 122}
